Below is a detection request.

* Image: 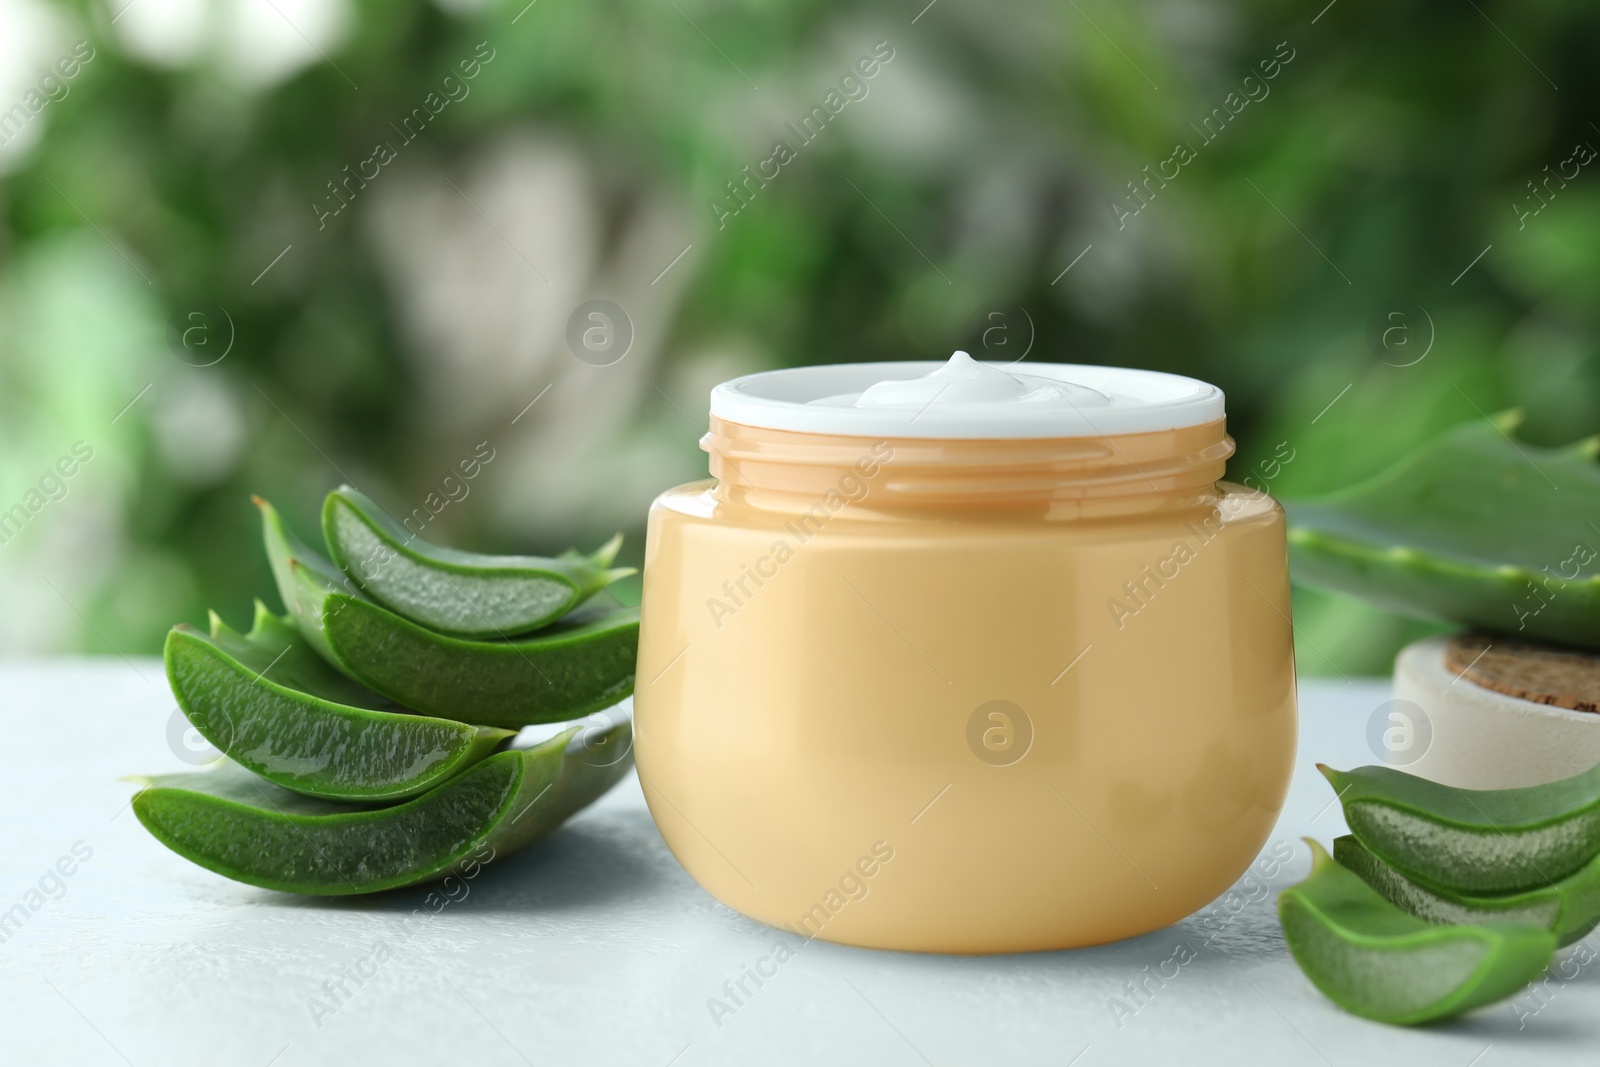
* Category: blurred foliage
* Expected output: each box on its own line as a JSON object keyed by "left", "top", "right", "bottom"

{"left": 1, "top": 0, "right": 1598, "bottom": 672}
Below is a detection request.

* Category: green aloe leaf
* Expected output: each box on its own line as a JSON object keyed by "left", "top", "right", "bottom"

{"left": 1320, "top": 761, "right": 1600, "bottom": 894}
{"left": 323, "top": 486, "right": 634, "bottom": 638}
{"left": 257, "top": 496, "right": 639, "bottom": 728}
{"left": 1278, "top": 840, "right": 1556, "bottom": 1026}
{"left": 1285, "top": 415, "right": 1600, "bottom": 648}
{"left": 1334, "top": 835, "right": 1600, "bottom": 947}
{"left": 166, "top": 602, "right": 514, "bottom": 802}
{"left": 132, "top": 723, "right": 633, "bottom": 895}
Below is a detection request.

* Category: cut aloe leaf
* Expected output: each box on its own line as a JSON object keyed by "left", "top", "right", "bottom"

{"left": 315, "top": 596, "right": 639, "bottom": 729}
{"left": 1285, "top": 415, "right": 1600, "bottom": 648}
{"left": 255, "top": 495, "right": 362, "bottom": 667}
{"left": 323, "top": 486, "right": 634, "bottom": 638}
{"left": 1320, "top": 761, "right": 1600, "bottom": 894}
{"left": 1278, "top": 840, "right": 1556, "bottom": 1025}
{"left": 258, "top": 497, "right": 639, "bottom": 728}
{"left": 1334, "top": 835, "right": 1600, "bottom": 947}
{"left": 132, "top": 723, "right": 632, "bottom": 895}
{"left": 165, "top": 603, "right": 514, "bottom": 802}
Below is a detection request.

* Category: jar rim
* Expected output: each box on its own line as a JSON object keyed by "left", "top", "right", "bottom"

{"left": 709, "top": 360, "right": 1224, "bottom": 439}
{"left": 704, "top": 416, "right": 1236, "bottom": 514}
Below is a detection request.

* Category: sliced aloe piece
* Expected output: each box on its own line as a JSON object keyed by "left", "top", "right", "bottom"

{"left": 1278, "top": 840, "right": 1556, "bottom": 1025}
{"left": 1285, "top": 415, "right": 1600, "bottom": 648}
{"left": 257, "top": 497, "right": 639, "bottom": 728}
{"left": 132, "top": 723, "right": 632, "bottom": 895}
{"left": 254, "top": 495, "right": 363, "bottom": 667}
{"left": 166, "top": 602, "right": 514, "bottom": 802}
{"left": 1334, "top": 835, "right": 1600, "bottom": 947}
{"left": 1320, "top": 761, "right": 1600, "bottom": 894}
{"left": 323, "top": 486, "right": 634, "bottom": 638}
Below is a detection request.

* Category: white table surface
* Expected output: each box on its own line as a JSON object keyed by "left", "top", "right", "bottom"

{"left": 1, "top": 662, "right": 1594, "bottom": 1067}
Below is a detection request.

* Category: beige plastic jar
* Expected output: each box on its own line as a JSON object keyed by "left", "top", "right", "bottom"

{"left": 635, "top": 353, "right": 1296, "bottom": 953}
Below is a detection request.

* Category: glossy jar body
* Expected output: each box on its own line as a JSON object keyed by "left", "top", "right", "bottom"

{"left": 635, "top": 417, "right": 1296, "bottom": 953}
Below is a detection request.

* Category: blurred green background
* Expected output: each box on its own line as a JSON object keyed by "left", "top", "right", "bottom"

{"left": 0, "top": 0, "right": 1595, "bottom": 673}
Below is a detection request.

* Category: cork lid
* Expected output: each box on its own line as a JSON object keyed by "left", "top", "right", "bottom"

{"left": 1446, "top": 632, "right": 1600, "bottom": 713}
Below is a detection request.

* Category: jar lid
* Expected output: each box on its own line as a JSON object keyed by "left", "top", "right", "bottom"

{"left": 708, "top": 352, "right": 1224, "bottom": 438}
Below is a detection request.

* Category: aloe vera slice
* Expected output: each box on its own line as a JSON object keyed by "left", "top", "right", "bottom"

{"left": 1334, "top": 835, "right": 1600, "bottom": 947}
{"left": 257, "top": 497, "right": 639, "bottom": 728}
{"left": 166, "top": 603, "right": 514, "bottom": 802}
{"left": 1320, "top": 761, "right": 1600, "bottom": 894}
{"left": 1278, "top": 840, "right": 1556, "bottom": 1025}
{"left": 132, "top": 723, "right": 632, "bottom": 895}
{"left": 1285, "top": 415, "right": 1600, "bottom": 648}
{"left": 323, "top": 486, "right": 634, "bottom": 638}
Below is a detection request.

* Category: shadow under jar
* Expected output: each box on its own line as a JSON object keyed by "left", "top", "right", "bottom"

{"left": 635, "top": 353, "right": 1296, "bottom": 953}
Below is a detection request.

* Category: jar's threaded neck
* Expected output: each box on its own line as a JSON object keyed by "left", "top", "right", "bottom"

{"left": 703, "top": 417, "right": 1235, "bottom": 516}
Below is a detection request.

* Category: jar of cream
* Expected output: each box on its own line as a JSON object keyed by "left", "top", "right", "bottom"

{"left": 635, "top": 352, "right": 1297, "bottom": 953}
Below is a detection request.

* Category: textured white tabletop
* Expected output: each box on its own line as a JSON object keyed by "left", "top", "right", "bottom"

{"left": 1, "top": 662, "right": 1593, "bottom": 1066}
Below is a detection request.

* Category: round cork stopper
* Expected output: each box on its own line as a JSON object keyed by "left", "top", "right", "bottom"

{"left": 1445, "top": 632, "right": 1600, "bottom": 713}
